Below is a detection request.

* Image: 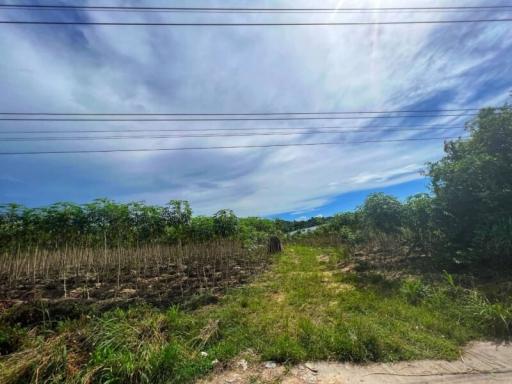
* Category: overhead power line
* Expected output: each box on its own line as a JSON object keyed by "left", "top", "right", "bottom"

{"left": 0, "top": 126, "right": 465, "bottom": 141}
{"left": 1, "top": 19, "right": 512, "bottom": 27}
{"left": 1, "top": 4, "right": 511, "bottom": 13}
{"left": 0, "top": 108, "right": 480, "bottom": 116}
{"left": 0, "top": 124, "right": 465, "bottom": 134}
{"left": 0, "top": 136, "right": 465, "bottom": 156}
{"left": 0, "top": 113, "right": 477, "bottom": 122}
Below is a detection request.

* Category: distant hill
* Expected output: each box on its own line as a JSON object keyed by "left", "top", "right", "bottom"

{"left": 275, "top": 216, "right": 332, "bottom": 233}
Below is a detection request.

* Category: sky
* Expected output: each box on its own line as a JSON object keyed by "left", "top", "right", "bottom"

{"left": 0, "top": 0, "right": 512, "bottom": 219}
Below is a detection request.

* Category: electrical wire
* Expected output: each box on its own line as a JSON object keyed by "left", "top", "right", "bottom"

{"left": 1, "top": 19, "right": 511, "bottom": 27}
{"left": 0, "top": 136, "right": 466, "bottom": 155}
{"left": 0, "top": 126, "right": 465, "bottom": 141}
{"left": 0, "top": 124, "right": 465, "bottom": 134}
{"left": 0, "top": 108, "right": 480, "bottom": 116}
{"left": 0, "top": 113, "right": 477, "bottom": 122}
{"left": 1, "top": 4, "right": 511, "bottom": 13}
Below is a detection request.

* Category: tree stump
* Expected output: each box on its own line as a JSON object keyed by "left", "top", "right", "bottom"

{"left": 267, "top": 236, "right": 283, "bottom": 254}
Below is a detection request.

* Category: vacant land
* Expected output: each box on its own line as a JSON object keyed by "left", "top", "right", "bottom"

{"left": 0, "top": 241, "right": 269, "bottom": 308}
{"left": 201, "top": 341, "right": 512, "bottom": 383}
{"left": 2, "top": 244, "right": 508, "bottom": 383}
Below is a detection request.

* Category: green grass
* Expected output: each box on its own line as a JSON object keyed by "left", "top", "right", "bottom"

{"left": 1, "top": 245, "right": 509, "bottom": 383}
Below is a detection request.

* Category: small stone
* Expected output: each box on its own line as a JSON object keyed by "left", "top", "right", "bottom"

{"left": 211, "top": 359, "right": 219, "bottom": 365}
{"left": 200, "top": 351, "right": 208, "bottom": 357}
{"left": 264, "top": 361, "right": 277, "bottom": 369}
{"left": 237, "top": 359, "right": 248, "bottom": 371}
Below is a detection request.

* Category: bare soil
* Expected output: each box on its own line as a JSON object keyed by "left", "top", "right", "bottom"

{"left": 0, "top": 261, "right": 268, "bottom": 327}
{"left": 200, "top": 342, "right": 512, "bottom": 384}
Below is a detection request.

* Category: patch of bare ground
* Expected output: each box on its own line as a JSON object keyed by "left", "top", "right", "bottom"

{"left": 0, "top": 241, "right": 271, "bottom": 306}
{"left": 338, "top": 245, "right": 436, "bottom": 280}
{"left": 199, "top": 342, "right": 512, "bottom": 384}
{"left": 0, "top": 243, "right": 273, "bottom": 326}
{"left": 198, "top": 353, "right": 288, "bottom": 384}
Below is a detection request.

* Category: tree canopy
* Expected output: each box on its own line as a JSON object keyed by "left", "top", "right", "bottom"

{"left": 428, "top": 106, "right": 512, "bottom": 265}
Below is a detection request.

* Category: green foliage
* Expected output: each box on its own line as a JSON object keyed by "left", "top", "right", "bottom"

{"left": 0, "top": 200, "right": 278, "bottom": 251}
{"left": 286, "top": 212, "right": 362, "bottom": 251}
{"left": 2, "top": 245, "right": 512, "bottom": 384}
{"left": 327, "top": 212, "right": 360, "bottom": 232}
{"left": 360, "top": 193, "right": 402, "bottom": 236}
{"left": 87, "top": 308, "right": 166, "bottom": 383}
{"left": 427, "top": 106, "right": 512, "bottom": 266}
{"left": 466, "top": 296, "right": 512, "bottom": 339}
{"left": 401, "top": 193, "right": 435, "bottom": 254}
{"left": 164, "top": 200, "right": 192, "bottom": 227}
{"left": 400, "top": 279, "right": 431, "bottom": 305}
{"left": 0, "top": 325, "right": 23, "bottom": 356}
{"left": 321, "top": 213, "right": 362, "bottom": 247}
{"left": 239, "top": 217, "right": 279, "bottom": 248}
{"left": 338, "top": 226, "right": 359, "bottom": 246}
{"left": 0, "top": 199, "right": 169, "bottom": 249}
{"left": 185, "top": 216, "right": 216, "bottom": 243}
{"left": 275, "top": 216, "right": 331, "bottom": 233}
{"left": 293, "top": 105, "right": 512, "bottom": 268}
{"left": 213, "top": 209, "right": 239, "bottom": 238}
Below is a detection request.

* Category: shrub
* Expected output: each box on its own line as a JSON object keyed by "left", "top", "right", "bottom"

{"left": 427, "top": 106, "right": 512, "bottom": 266}
{"left": 465, "top": 291, "right": 512, "bottom": 339}
{"left": 360, "top": 193, "right": 402, "bottom": 236}
{"left": 400, "top": 279, "right": 430, "bottom": 305}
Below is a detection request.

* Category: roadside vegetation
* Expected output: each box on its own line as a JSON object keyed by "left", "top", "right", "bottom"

{"left": 0, "top": 202, "right": 278, "bottom": 304}
{"left": 1, "top": 245, "right": 510, "bottom": 383}
{"left": 293, "top": 105, "right": 512, "bottom": 272}
{"left": 0, "top": 105, "right": 511, "bottom": 383}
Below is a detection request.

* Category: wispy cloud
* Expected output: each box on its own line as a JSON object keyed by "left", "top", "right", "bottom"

{"left": 1, "top": 0, "right": 511, "bottom": 215}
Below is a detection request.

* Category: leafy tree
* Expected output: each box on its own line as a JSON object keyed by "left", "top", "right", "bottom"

{"left": 402, "top": 193, "right": 434, "bottom": 254}
{"left": 186, "top": 216, "right": 215, "bottom": 242}
{"left": 128, "top": 202, "right": 166, "bottom": 244}
{"left": 0, "top": 203, "right": 24, "bottom": 247}
{"left": 360, "top": 193, "right": 402, "bottom": 236}
{"left": 160, "top": 200, "right": 192, "bottom": 244}
{"left": 274, "top": 216, "right": 331, "bottom": 233}
{"left": 239, "top": 217, "right": 276, "bottom": 234}
{"left": 239, "top": 217, "right": 278, "bottom": 246}
{"left": 213, "top": 209, "right": 239, "bottom": 238}
{"left": 327, "top": 212, "right": 360, "bottom": 232}
{"left": 0, "top": 199, "right": 276, "bottom": 250}
{"left": 164, "top": 200, "right": 192, "bottom": 227}
{"left": 427, "top": 106, "right": 512, "bottom": 265}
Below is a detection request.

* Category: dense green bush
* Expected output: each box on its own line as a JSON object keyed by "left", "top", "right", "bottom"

{"left": 275, "top": 216, "right": 331, "bottom": 233}
{"left": 0, "top": 200, "right": 278, "bottom": 251}
{"left": 400, "top": 278, "right": 431, "bottom": 305}
{"left": 360, "top": 193, "right": 402, "bottom": 236}
{"left": 294, "top": 104, "right": 512, "bottom": 269}
{"left": 428, "top": 106, "right": 512, "bottom": 267}
{"left": 401, "top": 193, "right": 435, "bottom": 255}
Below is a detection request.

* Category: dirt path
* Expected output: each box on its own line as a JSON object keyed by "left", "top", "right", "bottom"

{"left": 201, "top": 342, "right": 512, "bottom": 383}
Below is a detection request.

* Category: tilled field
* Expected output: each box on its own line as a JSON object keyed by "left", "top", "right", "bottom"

{"left": 0, "top": 241, "right": 271, "bottom": 324}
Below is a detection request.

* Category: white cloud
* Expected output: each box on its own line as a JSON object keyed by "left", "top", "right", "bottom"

{"left": 1, "top": 0, "right": 511, "bottom": 215}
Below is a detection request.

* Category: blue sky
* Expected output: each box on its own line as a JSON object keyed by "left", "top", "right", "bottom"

{"left": 1, "top": 1, "right": 512, "bottom": 218}
{"left": 271, "top": 179, "right": 430, "bottom": 220}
